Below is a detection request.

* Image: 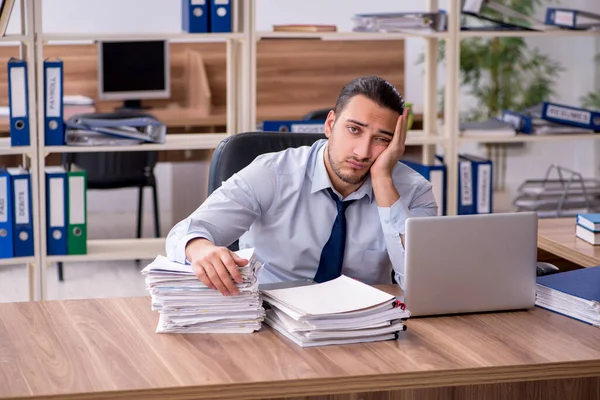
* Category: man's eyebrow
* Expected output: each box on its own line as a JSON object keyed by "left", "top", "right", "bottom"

{"left": 346, "top": 119, "right": 394, "bottom": 137}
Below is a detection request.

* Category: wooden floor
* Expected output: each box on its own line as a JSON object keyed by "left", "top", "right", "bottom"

{"left": 0, "top": 211, "right": 172, "bottom": 303}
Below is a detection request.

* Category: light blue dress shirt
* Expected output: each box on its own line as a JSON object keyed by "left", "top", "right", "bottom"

{"left": 166, "top": 139, "right": 438, "bottom": 288}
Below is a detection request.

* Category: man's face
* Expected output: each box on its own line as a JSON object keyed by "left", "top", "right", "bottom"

{"left": 324, "top": 94, "right": 400, "bottom": 185}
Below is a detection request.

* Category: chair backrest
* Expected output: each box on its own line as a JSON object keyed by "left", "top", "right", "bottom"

{"left": 63, "top": 151, "right": 158, "bottom": 189}
{"left": 208, "top": 131, "right": 326, "bottom": 196}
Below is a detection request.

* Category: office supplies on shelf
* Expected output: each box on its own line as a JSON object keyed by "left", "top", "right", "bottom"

{"left": 541, "top": 102, "right": 600, "bottom": 131}
{"left": 352, "top": 11, "right": 447, "bottom": 33}
{"left": 262, "top": 120, "right": 325, "bottom": 133}
{"left": 513, "top": 164, "right": 600, "bottom": 218}
{"left": 43, "top": 58, "right": 65, "bottom": 146}
{"left": 273, "top": 24, "right": 337, "bottom": 32}
{"left": 535, "top": 266, "right": 600, "bottom": 327}
{"left": 502, "top": 106, "right": 595, "bottom": 136}
{"left": 0, "top": 0, "right": 15, "bottom": 37}
{"left": 0, "top": 168, "right": 14, "bottom": 259}
{"left": 545, "top": 8, "right": 600, "bottom": 30}
{"left": 66, "top": 165, "right": 87, "bottom": 255}
{"left": 261, "top": 275, "right": 410, "bottom": 347}
{"left": 141, "top": 248, "right": 265, "bottom": 333}
{"left": 210, "top": 0, "right": 232, "bottom": 33}
{"left": 182, "top": 0, "right": 208, "bottom": 33}
{"left": 459, "top": 118, "right": 516, "bottom": 137}
{"left": 7, "top": 57, "right": 30, "bottom": 146}
{"left": 7, "top": 167, "right": 33, "bottom": 257}
{"left": 400, "top": 158, "right": 447, "bottom": 216}
{"left": 462, "top": 0, "right": 559, "bottom": 31}
{"left": 45, "top": 166, "right": 68, "bottom": 256}
{"left": 64, "top": 113, "right": 167, "bottom": 146}
{"left": 460, "top": 154, "right": 493, "bottom": 214}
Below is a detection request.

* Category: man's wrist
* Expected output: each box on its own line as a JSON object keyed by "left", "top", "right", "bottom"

{"left": 185, "top": 237, "right": 213, "bottom": 261}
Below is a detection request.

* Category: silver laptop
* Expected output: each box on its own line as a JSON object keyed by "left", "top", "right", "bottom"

{"left": 403, "top": 212, "right": 538, "bottom": 317}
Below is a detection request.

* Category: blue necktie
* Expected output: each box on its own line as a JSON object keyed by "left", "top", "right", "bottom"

{"left": 314, "top": 188, "right": 356, "bottom": 283}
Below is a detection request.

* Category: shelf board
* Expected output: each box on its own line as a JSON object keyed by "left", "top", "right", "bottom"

{"left": 0, "top": 34, "right": 30, "bottom": 43}
{"left": 43, "top": 133, "right": 228, "bottom": 154}
{"left": 459, "top": 133, "right": 600, "bottom": 144}
{"left": 460, "top": 29, "right": 600, "bottom": 39}
{"left": 406, "top": 131, "right": 446, "bottom": 145}
{"left": 0, "top": 256, "right": 35, "bottom": 267}
{"left": 0, "top": 138, "right": 34, "bottom": 155}
{"left": 46, "top": 238, "right": 166, "bottom": 263}
{"left": 41, "top": 32, "right": 244, "bottom": 43}
{"left": 257, "top": 30, "right": 447, "bottom": 40}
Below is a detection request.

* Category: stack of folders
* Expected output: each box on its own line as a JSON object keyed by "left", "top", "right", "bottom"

{"left": 535, "top": 266, "right": 600, "bottom": 327}
{"left": 576, "top": 214, "right": 600, "bottom": 245}
{"left": 141, "top": 248, "right": 265, "bottom": 334}
{"left": 261, "top": 275, "right": 410, "bottom": 347}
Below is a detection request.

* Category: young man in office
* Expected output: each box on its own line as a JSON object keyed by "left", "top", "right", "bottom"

{"left": 165, "top": 76, "right": 438, "bottom": 295}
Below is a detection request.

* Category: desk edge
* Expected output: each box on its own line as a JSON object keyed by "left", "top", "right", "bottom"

{"left": 19, "top": 359, "right": 600, "bottom": 400}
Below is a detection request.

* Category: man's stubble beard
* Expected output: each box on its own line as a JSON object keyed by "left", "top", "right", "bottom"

{"left": 326, "top": 139, "right": 370, "bottom": 186}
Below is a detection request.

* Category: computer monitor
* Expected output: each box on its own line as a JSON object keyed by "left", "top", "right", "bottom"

{"left": 97, "top": 40, "right": 170, "bottom": 110}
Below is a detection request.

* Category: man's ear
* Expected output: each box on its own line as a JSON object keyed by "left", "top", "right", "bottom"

{"left": 324, "top": 110, "right": 336, "bottom": 138}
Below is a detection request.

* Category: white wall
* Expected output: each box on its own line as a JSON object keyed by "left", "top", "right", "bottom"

{"left": 6, "top": 0, "right": 600, "bottom": 212}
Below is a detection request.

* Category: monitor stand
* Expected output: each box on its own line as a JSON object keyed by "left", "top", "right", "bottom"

{"left": 116, "top": 99, "right": 150, "bottom": 112}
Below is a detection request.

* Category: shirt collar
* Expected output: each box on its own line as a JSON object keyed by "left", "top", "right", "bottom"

{"left": 310, "top": 142, "right": 374, "bottom": 202}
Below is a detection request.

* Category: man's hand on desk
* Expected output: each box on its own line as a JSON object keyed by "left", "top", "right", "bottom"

{"left": 185, "top": 238, "right": 248, "bottom": 296}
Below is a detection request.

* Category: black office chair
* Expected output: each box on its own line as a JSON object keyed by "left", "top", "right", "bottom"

{"left": 208, "top": 131, "right": 326, "bottom": 251}
{"left": 56, "top": 151, "right": 161, "bottom": 281}
{"left": 302, "top": 108, "right": 331, "bottom": 121}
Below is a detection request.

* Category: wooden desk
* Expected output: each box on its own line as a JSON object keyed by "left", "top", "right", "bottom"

{"left": 1, "top": 291, "right": 600, "bottom": 400}
{"left": 538, "top": 217, "right": 600, "bottom": 268}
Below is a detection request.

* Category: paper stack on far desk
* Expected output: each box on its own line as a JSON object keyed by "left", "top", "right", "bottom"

{"left": 141, "top": 248, "right": 265, "bottom": 333}
{"left": 261, "top": 275, "right": 410, "bottom": 347}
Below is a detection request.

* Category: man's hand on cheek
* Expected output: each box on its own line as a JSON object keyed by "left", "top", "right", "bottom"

{"left": 370, "top": 107, "right": 410, "bottom": 180}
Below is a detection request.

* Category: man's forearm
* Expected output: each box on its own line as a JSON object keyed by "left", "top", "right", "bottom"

{"left": 372, "top": 174, "right": 405, "bottom": 247}
{"left": 371, "top": 175, "right": 400, "bottom": 207}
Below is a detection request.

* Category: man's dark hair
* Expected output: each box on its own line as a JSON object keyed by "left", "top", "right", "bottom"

{"left": 333, "top": 76, "right": 405, "bottom": 117}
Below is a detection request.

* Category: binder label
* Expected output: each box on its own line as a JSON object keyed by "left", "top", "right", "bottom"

{"left": 215, "top": 0, "right": 229, "bottom": 4}
{"left": 460, "top": 161, "right": 473, "bottom": 206}
{"left": 191, "top": 0, "right": 205, "bottom": 4}
{"left": 46, "top": 67, "right": 61, "bottom": 118}
{"left": 477, "top": 164, "right": 492, "bottom": 214}
{"left": 291, "top": 124, "right": 325, "bottom": 133}
{"left": 9, "top": 66, "right": 27, "bottom": 118}
{"left": 554, "top": 11, "right": 574, "bottom": 26}
{"left": 0, "top": 177, "right": 6, "bottom": 223}
{"left": 546, "top": 104, "right": 591, "bottom": 125}
{"left": 14, "top": 179, "right": 29, "bottom": 224}
{"left": 502, "top": 113, "right": 521, "bottom": 129}
{"left": 69, "top": 176, "right": 85, "bottom": 224}
{"left": 49, "top": 177, "right": 65, "bottom": 227}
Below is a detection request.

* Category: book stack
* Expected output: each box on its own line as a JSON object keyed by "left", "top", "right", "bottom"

{"left": 261, "top": 275, "right": 410, "bottom": 347}
{"left": 141, "top": 248, "right": 265, "bottom": 333}
{"left": 576, "top": 214, "right": 600, "bottom": 245}
{"left": 535, "top": 266, "right": 600, "bottom": 327}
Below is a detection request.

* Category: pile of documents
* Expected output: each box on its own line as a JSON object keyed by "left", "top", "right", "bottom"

{"left": 141, "top": 248, "right": 265, "bottom": 333}
{"left": 352, "top": 11, "right": 447, "bottom": 33}
{"left": 261, "top": 275, "right": 410, "bottom": 347}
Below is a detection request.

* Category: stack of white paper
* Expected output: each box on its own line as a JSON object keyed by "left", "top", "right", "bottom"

{"left": 261, "top": 275, "right": 410, "bottom": 347}
{"left": 141, "top": 248, "right": 265, "bottom": 334}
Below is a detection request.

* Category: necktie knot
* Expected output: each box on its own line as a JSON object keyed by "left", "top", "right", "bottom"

{"left": 327, "top": 188, "right": 355, "bottom": 213}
